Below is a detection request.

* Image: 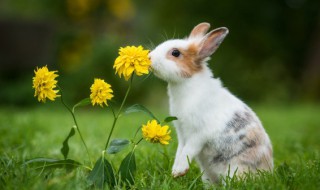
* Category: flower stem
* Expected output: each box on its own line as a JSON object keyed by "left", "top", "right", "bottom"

{"left": 132, "top": 128, "right": 141, "bottom": 144}
{"left": 104, "top": 76, "right": 133, "bottom": 150}
{"left": 58, "top": 86, "right": 93, "bottom": 167}
{"left": 135, "top": 137, "right": 144, "bottom": 145}
{"left": 104, "top": 114, "right": 118, "bottom": 150}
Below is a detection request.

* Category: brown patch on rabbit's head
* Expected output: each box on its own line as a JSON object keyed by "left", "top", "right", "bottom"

{"left": 164, "top": 25, "right": 229, "bottom": 78}
{"left": 166, "top": 43, "right": 204, "bottom": 78}
{"left": 150, "top": 22, "right": 229, "bottom": 82}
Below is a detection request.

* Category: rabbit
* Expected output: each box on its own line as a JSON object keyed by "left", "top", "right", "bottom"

{"left": 149, "top": 22, "right": 273, "bottom": 184}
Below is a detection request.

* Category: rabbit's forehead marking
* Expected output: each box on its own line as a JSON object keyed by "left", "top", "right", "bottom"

{"left": 165, "top": 43, "right": 203, "bottom": 78}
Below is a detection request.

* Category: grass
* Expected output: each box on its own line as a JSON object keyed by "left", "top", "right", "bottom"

{"left": 0, "top": 103, "right": 320, "bottom": 189}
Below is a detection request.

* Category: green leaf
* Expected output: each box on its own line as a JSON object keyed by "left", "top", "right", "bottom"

{"left": 22, "top": 158, "right": 81, "bottom": 172}
{"left": 87, "top": 157, "right": 115, "bottom": 189}
{"left": 60, "top": 127, "right": 76, "bottom": 160}
{"left": 72, "top": 98, "right": 91, "bottom": 113}
{"left": 124, "top": 104, "right": 159, "bottom": 122}
{"left": 163, "top": 116, "right": 178, "bottom": 124}
{"left": 119, "top": 151, "right": 136, "bottom": 186}
{"left": 107, "top": 139, "right": 130, "bottom": 154}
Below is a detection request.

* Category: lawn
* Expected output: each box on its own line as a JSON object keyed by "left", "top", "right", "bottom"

{"left": 0, "top": 103, "right": 320, "bottom": 189}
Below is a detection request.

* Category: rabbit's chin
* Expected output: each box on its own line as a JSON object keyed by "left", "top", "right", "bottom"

{"left": 151, "top": 69, "right": 171, "bottom": 82}
{"left": 151, "top": 68, "right": 183, "bottom": 83}
{"left": 150, "top": 64, "right": 168, "bottom": 81}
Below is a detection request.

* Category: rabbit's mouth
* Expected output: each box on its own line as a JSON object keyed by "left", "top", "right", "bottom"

{"left": 149, "top": 63, "right": 163, "bottom": 79}
{"left": 149, "top": 57, "right": 158, "bottom": 72}
{"left": 149, "top": 64, "right": 159, "bottom": 76}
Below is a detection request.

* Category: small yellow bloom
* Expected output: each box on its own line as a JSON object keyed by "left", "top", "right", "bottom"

{"left": 142, "top": 120, "right": 171, "bottom": 145}
{"left": 32, "top": 66, "right": 60, "bottom": 103}
{"left": 90, "top": 78, "right": 114, "bottom": 107}
{"left": 113, "top": 45, "right": 151, "bottom": 81}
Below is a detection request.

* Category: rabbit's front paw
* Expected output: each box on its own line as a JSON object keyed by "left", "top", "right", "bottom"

{"left": 172, "top": 161, "right": 189, "bottom": 178}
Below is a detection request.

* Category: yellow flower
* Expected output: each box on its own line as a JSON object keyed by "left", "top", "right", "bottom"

{"left": 142, "top": 120, "right": 171, "bottom": 145}
{"left": 32, "top": 66, "right": 60, "bottom": 103}
{"left": 113, "top": 45, "right": 151, "bottom": 81}
{"left": 90, "top": 78, "right": 114, "bottom": 107}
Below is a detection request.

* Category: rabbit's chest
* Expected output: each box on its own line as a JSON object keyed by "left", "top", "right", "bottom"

{"left": 168, "top": 88, "right": 204, "bottom": 113}
{"left": 169, "top": 95, "right": 204, "bottom": 120}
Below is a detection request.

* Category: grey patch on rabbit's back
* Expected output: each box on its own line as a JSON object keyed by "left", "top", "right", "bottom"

{"left": 238, "top": 134, "right": 246, "bottom": 140}
{"left": 221, "top": 133, "right": 246, "bottom": 146}
{"left": 212, "top": 154, "right": 225, "bottom": 163}
{"left": 225, "top": 109, "right": 255, "bottom": 133}
{"left": 243, "top": 139, "right": 257, "bottom": 149}
{"left": 212, "top": 137, "right": 258, "bottom": 164}
{"left": 210, "top": 110, "right": 261, "bottom": 165}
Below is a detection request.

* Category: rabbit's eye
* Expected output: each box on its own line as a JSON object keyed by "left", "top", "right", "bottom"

{"left": 172, "top": 49, "right": 181, "bottom": 57}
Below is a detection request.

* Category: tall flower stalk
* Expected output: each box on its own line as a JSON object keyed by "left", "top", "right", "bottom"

{"left": 58, "top": 86, "right": 93, "bottom": 166}
{"left": 32, "top": 66, "right": 93, "bottom": 166}
{"left": 104, "top": 76, "right": 133, "bottom": 150}
{"left": 104, "top": 45, "right": 151, "bottom": 150}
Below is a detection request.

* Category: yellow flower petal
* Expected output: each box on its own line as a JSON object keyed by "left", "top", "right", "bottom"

{"left": 90, "top": 78, "right": 114, "bottom": 107}
{"left": 32, "top": 66, "right": 60, "bottom": 103}
{"left": 141, "top": 119, "right": 171, "bottom": 145}
{"left": 113, "top": 45, "right": 151, "bottom": 81}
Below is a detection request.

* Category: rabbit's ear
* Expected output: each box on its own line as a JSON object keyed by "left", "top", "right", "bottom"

{"left": 189, "top": 22, "right": 211, "bottom": 38}
{"left": 199, "top": 27, "right": 228, "bottom": 59}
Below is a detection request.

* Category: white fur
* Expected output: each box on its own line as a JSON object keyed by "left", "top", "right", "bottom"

{"left": 149, "top": 39, "right": 191, "bottom": 83}
{"left": 150, "top": 30, "right": 273, "bottom": 183}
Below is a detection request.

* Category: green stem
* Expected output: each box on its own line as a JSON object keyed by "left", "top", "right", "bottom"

{"left": 58, "top": 86, "right": 93, "bottom": 167}
{"left": 135, "top": 138, "right": 144, "bottom": 145}
{"left": 104, "top": 76, "right": 133, "bottom": 150}
{"left": 104, "top": 115, "right": 118, "bottom": 150}
{"left": 132, "top": 126, "right": 142, "bottom": 141}
{"left": 117, "top": 76, "right": 133, "bottom": 117}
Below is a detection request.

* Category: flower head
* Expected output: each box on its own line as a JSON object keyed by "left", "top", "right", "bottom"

{"left": 90, "top": 78, "right": 114, "bottom": 107}
{"left": 113, "top": 45, "right": 151, "bottom": 80}
{"left": 32, "top": 66, "right": 60, "bottom": 103}
{"left": 142, "top": 120, "right": 171, "bottom": 145}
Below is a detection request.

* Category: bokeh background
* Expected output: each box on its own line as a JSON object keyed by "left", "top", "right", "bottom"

{"left": 1, "top": 0, "right": 320, "bottom": 107}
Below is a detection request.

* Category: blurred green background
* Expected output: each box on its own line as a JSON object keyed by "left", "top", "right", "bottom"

{"left": 1, "top": 0, "right": 320, "bottom": 107}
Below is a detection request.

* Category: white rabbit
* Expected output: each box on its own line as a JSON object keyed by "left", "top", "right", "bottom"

{"left": 149, "top": 22, "right": 273, "bottom": 184}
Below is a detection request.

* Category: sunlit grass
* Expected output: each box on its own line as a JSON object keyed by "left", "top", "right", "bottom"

{"left": 0, "top": 103, "right": 320, "bottom": 189}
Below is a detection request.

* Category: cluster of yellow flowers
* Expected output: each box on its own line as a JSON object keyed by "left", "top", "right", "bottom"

{"left": 32, "top": 45, "right": 171, "bottom": 145}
